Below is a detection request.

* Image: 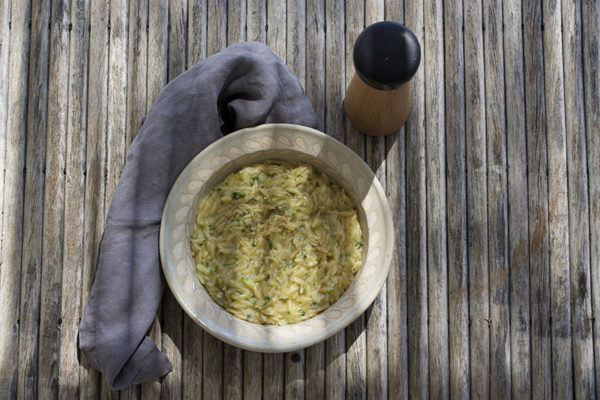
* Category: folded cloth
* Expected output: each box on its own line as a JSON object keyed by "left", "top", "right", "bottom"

{"left": 78, "top": 41, "right": 317, "bottom": 390}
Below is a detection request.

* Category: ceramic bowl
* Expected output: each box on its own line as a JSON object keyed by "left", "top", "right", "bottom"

{"left": 160, "top": 123, "right": 394, "bottom": 352}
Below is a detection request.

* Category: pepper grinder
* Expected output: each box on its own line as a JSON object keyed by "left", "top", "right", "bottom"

{"left": 344, "top": 21, "right": 421, "bottom": 136}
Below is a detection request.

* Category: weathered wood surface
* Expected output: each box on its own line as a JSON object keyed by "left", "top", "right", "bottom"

{"left": 424, "top": 0, "right": 448, "bottom": 397}
{"left": 464, "top": 0, "right": 489, "bottom": 398}
{"left": 562, "top": 1, "right": 595, "bottom": 399}
{"left": 443, "top": 0, "right": 468, "bottom": 398}
{"left": 583, "top": 1, "right": 600, "bottom": 399}
{"left": 543, "top": 0, "right": 574, "bottom": 399}
{"left": 0, "top": 0, "right": 30, "bottom": 398}
{"left": 18, "top": 1, "right": 50, "bottom": 399}
{"left": 59, "top": 0, "right": 89, "bottom": 398}
{"left": 503, "top": 0, "right": 530, "bottom": 398}
{"left": 1, "top": 0, "right": 599, "bottom": 398}
{"left": 523, "top": 0, "right": 552, "bottom": 398}
{"left": 39, "top": 1, "right": 70, "bottom": 399}
{"left": 405, "top": 0, "right": 428, "bottom": 397}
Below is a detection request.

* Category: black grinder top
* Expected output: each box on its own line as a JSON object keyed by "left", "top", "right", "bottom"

{"left": 353, "top": 21, "right": 421, "bottom": 90}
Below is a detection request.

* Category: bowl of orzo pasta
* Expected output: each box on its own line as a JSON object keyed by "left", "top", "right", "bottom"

{"left": 160, "top": 123, "right": 394, "bottom": 352}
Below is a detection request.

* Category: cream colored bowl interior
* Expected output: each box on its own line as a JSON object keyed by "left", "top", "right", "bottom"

{"left": 160, "top": 123, "right": 394, "bottom": 352}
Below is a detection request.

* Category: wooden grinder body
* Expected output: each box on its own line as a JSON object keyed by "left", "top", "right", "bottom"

{"left": 344, "top": 73, "right": 411, "bottom": 137}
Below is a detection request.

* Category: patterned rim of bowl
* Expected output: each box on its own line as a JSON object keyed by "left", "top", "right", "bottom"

{"left": 159, "top": 123, "right": 394, "bottom": 352}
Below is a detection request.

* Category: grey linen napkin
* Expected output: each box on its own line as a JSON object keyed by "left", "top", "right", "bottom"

{"left": 78, "top": 41, "right": 317, "bottom": 390}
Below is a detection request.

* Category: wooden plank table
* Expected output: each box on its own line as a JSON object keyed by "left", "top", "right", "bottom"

{"left": 0, "top": 0, "right": 599, "bottom": 398}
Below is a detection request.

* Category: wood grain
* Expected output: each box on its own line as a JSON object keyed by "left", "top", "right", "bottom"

{"left": 161, "top": 287, "right": 183, "bottom": 400}
{"left": 344, "top": 0, "right": 365, "bottom": 155}
{"left": 0, "top": 1, "right": 30, "bottom": 397}
{"left": 181, "top": 314, "right": 204, "bottom": 400}
{"left": 365, "top": 140, "right": 388, "bottom": 400}
{"left": 464, "top": 0, "right": 489, "bottom": 397}
{"left": 146, "top": 0, "right": 168, "bottom": 107}
{"left": 286, "top": 0, "right": 305, "bottom": 83}
{"left": 582, "top": 0, "right": 600, "bottom": 397}
{"left": 264, "top": 353, "right": 284, "bottom": 400}
{"left": 38, "top": 0, "right": 70, "bottom": 397}
{"left": 169, "top": 0, "right": 187, "bottom": 71}
{"left": 384, "top": 121, "right": 408, "bottom": 398}
{"left": 206, "top": 1, "right": 225, "bottom": 57}
{"left": 543, "top": 0, "right": 574, "bottom": 398}
{"left": 523, "top": 0, "right": 552, "bottom": 397}
{"left": 106, "top": 0, "right": 129, "bottom": 221}
{"left": 305, "top": 0, "right": 324, "bottom": 131}
{"left": 126, "top": 0, "right": 148, "bottom": 145}
{"left": 201, "top": 333, "right": 223, "bottom": 399}
{"left": 503, "top": 0, "right": 531, "bottom": 398}
{"left": 285, "top": 352, "right": 304, "bottom": 400}
{"left": 188, "top": 0, "right": 207, "bottom": 65}
{"left": 443, "top": 0, "right": 469, "bottom": 398}
{"left": 562, "top": 1, "right": 596, "bottom": 398}
{"left": 424, "top": 0, "right": 449, "bottom": 397}
{"left": 101, "top": 380, "right": 119, "bottom": 400}
{"left": 18, "top": 0, "right": 50, "bottom": 397}
{"left": 0, "top": 0, "right": 10, "bottom": 264}
{"left": 224, "top": 343, "right": 243, "bottom": 400}
{"left": 228, "top": 0, "right": 246, "bottom": 44}
{"left": 58, "top": 0, "right": 89, "bottom": 398}
{"left": 247, "top": 0, "right": 266, "bottom": 43}
{"left": 483, "top": 0, "right": 511, "bottom": 397}
{"left": 266, "top": 0, "right": 285, "bottom": 60}
{"left": 324, "top": 0, "right": 344, "bottom": 144}
{"left": 305, "top": 343, "right": 325, "bottom": 400}
{"left": 244, "top": 351, "right": 264, "bottom": 399}
{"left": 405, "top": 0, "right": 427, "bottom": 397}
